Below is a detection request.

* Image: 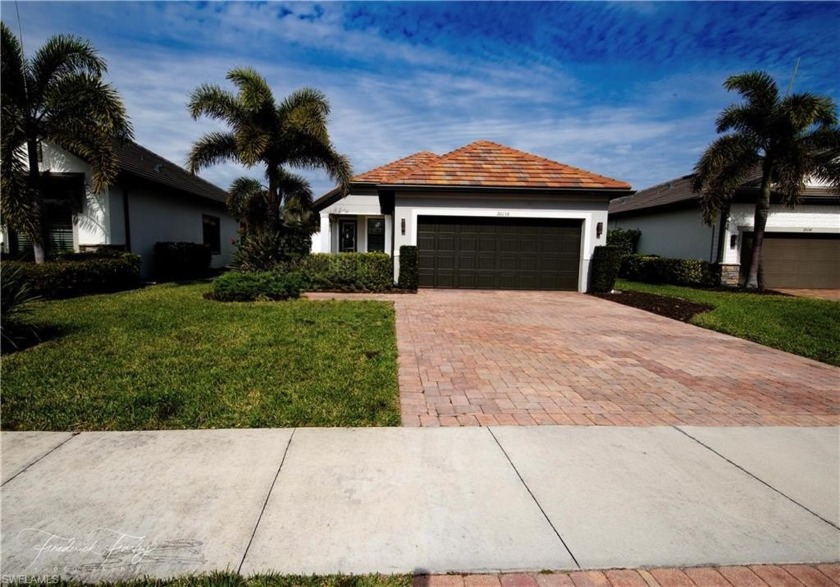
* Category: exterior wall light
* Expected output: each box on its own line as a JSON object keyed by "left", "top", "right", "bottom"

{"left": 401, "top": 218, "right": 406, "bottom": 235}
{"left": 596, "top": 222, "right": 603, "bottom": 239}
{"left": 730, "top": 234, "right": 738, "bottom": 249}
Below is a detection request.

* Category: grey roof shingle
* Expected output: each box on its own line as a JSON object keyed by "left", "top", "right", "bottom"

{"left": 115, "top": 141, "right": 228, "bottom": 204}
{"left": 610, "top": 171, "right": 837, "bottom": 216}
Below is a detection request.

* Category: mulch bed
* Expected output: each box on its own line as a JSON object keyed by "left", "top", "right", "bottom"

{"left": 592, "top": 290, "right": 713, "bottom": 322}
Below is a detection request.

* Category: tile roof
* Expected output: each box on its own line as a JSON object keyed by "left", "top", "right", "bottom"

{"left": 610, "top": 170, "right": 838, "bottom": 215}
{"left": 313, "top": 140, "right": 632, "bottom": 211}
{"left": 387, "top": 140, "right": 630, "bottom": 190}
{"left": 115, "top": 140, "right": 228, "bottom": 204}
{"left": 353, "top": 151, "right": 440, "bottom": 183}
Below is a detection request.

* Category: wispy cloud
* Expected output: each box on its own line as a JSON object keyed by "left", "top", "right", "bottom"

{"left": 6, "top": 1, "right": 838, "bottom": 196}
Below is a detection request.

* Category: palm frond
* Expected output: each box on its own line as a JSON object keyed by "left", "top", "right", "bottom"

{"left": 285, "top": 135, "right": 352, "bottom": 196}
{"left": 0, "top": 146, "right": 40, "bottom": 239}
{"left": 29, "top": 34, "right": 106, "bottom": 104}
{"left": 1, "top": 22, "right": 28, "bottom": 111}
{"left": 692, "top": 134, "right": 759, "bottom": 223}
{"left": 227, "top": 177, "right": 265, "bottom": 220}
{"left": 44, "top": 72, "right": 133, "bottom": 141}
{"left": 188, "top": 83, "right": 243, "bottom": 124}
{"left": 186, "top": 132, "right": 238, "bottom": 173}
{"left": 779, "top": 93, "right": 838, "bottom": 131}
{"left": 227, "top": 67, "right": 273, "bottom": 112}
{"left": 278, "top": 87, "right": 330, "bottom": 121}
{"left": 723, "top": 71, "right": 779, "bottom": 112}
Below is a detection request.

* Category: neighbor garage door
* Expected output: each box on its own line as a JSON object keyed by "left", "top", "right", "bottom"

{"left": 417, "top": 216, "right": 581, "bottom": 290}
{"left": 741, "top": 232, "right": 840, "bottom": 289}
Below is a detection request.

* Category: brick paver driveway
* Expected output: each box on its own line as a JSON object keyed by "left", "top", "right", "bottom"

{"left": 309, "top": 290, "right": 839, "bottom": 427}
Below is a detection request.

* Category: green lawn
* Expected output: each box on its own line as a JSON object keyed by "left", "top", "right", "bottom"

{"left": 1, "top": 283, "right": 400, "bottom": 431}
{"left": 616, "top": 279, "right": 840, "bottom": 367}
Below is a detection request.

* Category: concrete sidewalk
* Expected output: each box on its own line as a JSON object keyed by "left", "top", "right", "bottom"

{"left": 1, "top": 427, "right": 838, "bottom": 582}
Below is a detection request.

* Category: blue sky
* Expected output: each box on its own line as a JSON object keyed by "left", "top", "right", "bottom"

{"left": 4, "top": 1, "right": 839, "bottom": 196}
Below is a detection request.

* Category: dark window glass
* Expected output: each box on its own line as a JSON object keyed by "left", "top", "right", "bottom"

{"left": 203, "top": 215, "right": 221, "bottom": 254}
{"left": 367, "top": 217, "right": 385, "bottom": 252}
{"left": 339, "top": 219, "right": 357, "bottom": 252}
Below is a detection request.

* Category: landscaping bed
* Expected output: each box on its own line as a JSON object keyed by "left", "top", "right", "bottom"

{"left": 592, "top": 290, "right": 712, "bottom": 322}
{"left": 603, "top": 279, "right": 840, "bottom": 366}
{"left": 1, "top": 282, "right": 400, "bottom": 430}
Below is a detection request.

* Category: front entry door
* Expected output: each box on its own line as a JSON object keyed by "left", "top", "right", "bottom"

{"left": 339, "top": 219, "right": 357, "bottom": 252}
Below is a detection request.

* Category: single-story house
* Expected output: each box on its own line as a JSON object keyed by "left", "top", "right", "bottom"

{"left": 2, "top": 140, "right": 238, "bottom": 277}
{"left": 312, "top": 140, "right": 632, "bottom": 291}
{"left": 608, "top": 173, "right": 840, "bottom": 288}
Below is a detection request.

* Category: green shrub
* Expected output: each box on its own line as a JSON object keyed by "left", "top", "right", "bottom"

{"left": 285, "top": 252, "right": 394, "bottom": 292}
{"left": 588, "top": 246, "right": 624, "bottom": 293}
{"left": 620, "top": 254, "right": 719, "bottom": 287}
{"left": 209, "top": 271, "right": 301, "bottom": 302}
{"left": 57, "top": 247, "right": 127, "bottom": 261}
{"left": 4, "top": 253, "right": 141, "bottom": 299}
{"left": 153, "top": 242, "right": 212, "bottom": 280}
{"left": 607, "top": 228, "right": 641, "bottom": 255}
{"left": 234, "top": 227, "right": 311, "bottom": 271}
{"left": 1, "top": 263, "right": 39, "bottom": 350}
{"left": 397, "top": 246, "right": 419, "bottom": 291}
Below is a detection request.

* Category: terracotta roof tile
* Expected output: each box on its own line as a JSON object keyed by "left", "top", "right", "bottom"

{"left": 353, "top": 151, "right": 439, "bottom": 183}
{"left": 389, "top": 140, "right": 630, "bottom": 190}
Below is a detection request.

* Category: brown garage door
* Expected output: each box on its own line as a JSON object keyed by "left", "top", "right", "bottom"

{"left": 417, "top": 216, "right": 581, "bottom": 290}
{"left": 741, "top": 233, "right": 840, "bottom": 288}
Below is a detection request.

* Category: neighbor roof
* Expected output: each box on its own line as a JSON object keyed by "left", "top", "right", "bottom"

{"left": 610, "top": 170, "right": 838, "bottom": 216}
{"left": 115, "top": 141, "right": 228, "bottom": 204}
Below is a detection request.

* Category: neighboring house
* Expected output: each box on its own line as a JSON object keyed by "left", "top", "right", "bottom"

{"left": 609, "top": 173, "right": 840, "bottom": 288}
{"left": 312, "top": 140, "right": 632, "bottom": 291}
{"left": 2, "top": 140, "right": 238, "bottom": 277}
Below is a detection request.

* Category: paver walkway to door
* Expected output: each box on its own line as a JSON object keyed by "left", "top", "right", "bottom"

{"left": 309, "top": 291, "right": 839, "bottom": 427}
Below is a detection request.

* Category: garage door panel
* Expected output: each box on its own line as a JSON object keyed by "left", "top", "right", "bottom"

{"left": 417, "top": 216, "right": 581, "bottom": 291}
{"left": 741, "top": 233, "right": 840, "bottom": 289}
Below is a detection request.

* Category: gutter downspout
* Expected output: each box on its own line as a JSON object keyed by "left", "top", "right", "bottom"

{"left": 122, "top": 188, "right": 132, "bottom": 252}
{"left": 715, "top": 204, "right": 730, "bottom": 264}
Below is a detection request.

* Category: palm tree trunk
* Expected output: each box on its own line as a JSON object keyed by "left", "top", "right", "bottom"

{"left": 745, "top": 167, "right": 772, "bottom": 289}
{"left": 26, "top": 138, "right": 46, "bottom": 264}
{"left": 266, "top": 162, "right": 280, "bottom": 231}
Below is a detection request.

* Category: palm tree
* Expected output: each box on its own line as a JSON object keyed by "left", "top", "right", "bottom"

{"left": 227, "top": 170, "right": 316, "bottom": 234}
{"left": 1, "top": 23, "right": 133, "bottom": 263}
{"left": 187, "top": 67, "right": 351, "bottom": 239}
{"left": 692, "top": 71, "right": 840, "bottom": 289}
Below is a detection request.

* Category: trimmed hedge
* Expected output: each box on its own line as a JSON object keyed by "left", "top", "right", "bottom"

{"left": 4, "top": 253, "right": 141, "bottom": 299}
{"left": 620, "top": 254, "right": 719, "bottom": 287}
{"left": 397, "top": 246, "right": 419, "bottom": 291}
{"left": 209, "top": 271, "right": 301, "bottom": 302}
{"left": 289, "top": 252, "right": 394, "bottom": 292}
{"left": 606, "top": 228, "right": 641, "bottom": 255}
{"left": 588, "top": 246, "right": 624, "bottom": 293}
{"left": 153, "top": 242, "right": 212, "bottom": 281}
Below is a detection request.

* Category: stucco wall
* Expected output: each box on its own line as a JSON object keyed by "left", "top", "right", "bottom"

{"left": 37, "top": 143, "right": 114, "bottom": 247}
{"left": 610, "top": 208, "right": 718, "bottom": 262}
{"left": 313, "top": 193, "right": 386, "bottom": 254}
{"left": 721, "top": 203, "right": 840, "bottom": 264}
{"left": 128, "top": 189, "right": 238, "bottom": 277}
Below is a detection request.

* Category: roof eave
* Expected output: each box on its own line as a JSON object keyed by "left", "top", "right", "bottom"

{"left": 378, "top": 183, "right": 633, "bottom": 197}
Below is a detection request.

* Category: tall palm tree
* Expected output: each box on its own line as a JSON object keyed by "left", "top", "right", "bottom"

{"left": 692, "top": 71, "right": 840, "bottom": 289}
{"left": 1, "top": 23, "right": 133, "bottom": 263}
{"left": 187, "top": 67, "right": 351, "bottom": 235}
